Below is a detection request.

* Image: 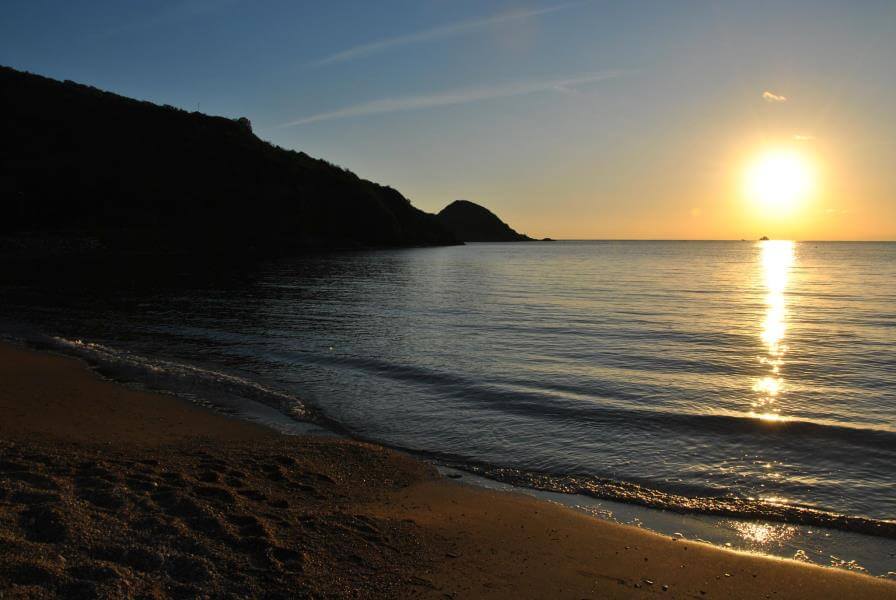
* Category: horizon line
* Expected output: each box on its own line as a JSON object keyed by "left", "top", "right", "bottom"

{"left": 471, "top": 238, "right": 896, "bottom": 243}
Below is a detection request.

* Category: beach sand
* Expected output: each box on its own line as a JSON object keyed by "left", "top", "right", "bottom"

{"left": 1, "top": 342, "right": 894, "bottom": 599}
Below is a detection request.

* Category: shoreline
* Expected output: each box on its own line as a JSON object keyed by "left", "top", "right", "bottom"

{"left": 1, "top": 342, "right": 895, "bottom": 598}
{"left": 17, "top": 333, "right": 896, "bottom": 575}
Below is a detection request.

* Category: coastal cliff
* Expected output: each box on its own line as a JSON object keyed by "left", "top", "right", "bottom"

{"left": 0, "top": 66, "right": 457, "bottom": 253}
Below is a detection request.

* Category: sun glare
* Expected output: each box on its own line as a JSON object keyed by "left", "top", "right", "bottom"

{"left": 745, "top": 150, "right": 814, "bottom": 214}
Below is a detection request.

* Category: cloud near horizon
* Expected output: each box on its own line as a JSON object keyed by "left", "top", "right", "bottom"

{"left": 309, "top": 3, "right": 577, "bottom": 67}
{"left": 762, "top": 90, "right": 787, "bottom": 102}
{"left": 280, "top": 70, "right": 626, "bottom": 127}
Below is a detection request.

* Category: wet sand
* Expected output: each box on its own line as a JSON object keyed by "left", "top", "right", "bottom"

{"left": 1, "top": 342, "right": 894, "bottom": 599}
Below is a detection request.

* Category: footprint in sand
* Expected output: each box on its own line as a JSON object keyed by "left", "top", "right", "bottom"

{"left": 19, "top": 505, "right": 69, "bottom": 543}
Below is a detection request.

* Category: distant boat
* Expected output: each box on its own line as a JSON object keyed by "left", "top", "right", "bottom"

{"left": 759, "top": 236, "right": 770, "bottom": 241}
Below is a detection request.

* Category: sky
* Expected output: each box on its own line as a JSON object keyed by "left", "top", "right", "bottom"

{"left": 2, "top": 0, "right": 895, "bottom": 240}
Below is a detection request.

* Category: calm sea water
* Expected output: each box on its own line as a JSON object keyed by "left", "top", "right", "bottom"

{"left": 3, "top": 241, "right": 895, "bottom": 562}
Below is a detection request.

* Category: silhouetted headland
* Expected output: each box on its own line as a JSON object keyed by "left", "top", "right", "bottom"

{"left": 0, "top": 66, "right": 458, "bottom": 255}
{"left": 436, "top": 199, "right": 536, "bottom": 242}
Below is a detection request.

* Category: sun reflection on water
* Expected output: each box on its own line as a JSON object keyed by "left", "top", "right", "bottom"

{"left": 728, "top": 520, "right": 797, "bottom": 547}
{"left": 751, "top": 240, "right": 794, "bottom": 421}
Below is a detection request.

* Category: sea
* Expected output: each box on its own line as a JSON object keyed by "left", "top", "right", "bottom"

{"left": 2, "top": 240, "right": 895, "bottom": 576}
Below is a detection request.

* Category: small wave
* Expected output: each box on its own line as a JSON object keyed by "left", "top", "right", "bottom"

{"left": 38, "top": 336, "right": 311, "bottom": 425}
{"left": 312, "top": 352, "right": 896, "bottom": 448}
{"left": 446, "top": 462, "right": 896, "bottom": 539}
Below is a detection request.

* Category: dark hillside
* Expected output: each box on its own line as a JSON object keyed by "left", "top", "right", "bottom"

{"left": 436, "top": 200, "right": 533, "bottom": 242}
{"left": 0, "top": 66, "right": 457, "bottom": 252}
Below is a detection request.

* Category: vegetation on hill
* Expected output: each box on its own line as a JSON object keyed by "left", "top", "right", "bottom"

{"left": 0, "top": 66, "right": 457, "bottom": 253}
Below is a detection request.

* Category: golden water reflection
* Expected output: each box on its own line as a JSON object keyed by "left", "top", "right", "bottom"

{"left": 728, "top": 520, "right": 797, "bottom": 547}
{"left": 751, "top": 240, "right": 794, "bottom": 420}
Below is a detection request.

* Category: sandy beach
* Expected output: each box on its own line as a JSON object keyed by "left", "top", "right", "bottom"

{"left": 1, "top": 342, "right": 894, "bottom": 599}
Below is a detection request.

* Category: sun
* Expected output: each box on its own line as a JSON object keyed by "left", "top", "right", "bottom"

{"left": 745, "top": 149, "right": 814, "bottom": 214}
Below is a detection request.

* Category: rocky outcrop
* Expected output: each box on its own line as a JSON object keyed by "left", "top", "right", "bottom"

{"left": 436, "top": 200, "right": 533, "bottom": 242}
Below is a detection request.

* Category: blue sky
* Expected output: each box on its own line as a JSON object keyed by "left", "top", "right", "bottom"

{"left": 3, "top": 1, "right": 895, "bottom": 239}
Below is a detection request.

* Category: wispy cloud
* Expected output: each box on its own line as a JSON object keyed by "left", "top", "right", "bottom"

{"left": 281, "top": 70, "right": 626, "bottom": 127}
{"left": 762, "top": 90, "right": 787, "bottom": 103}
{"left": 310, "top": 3, "right": 577, "bottom": 67}
{"left": 792, "top": 134, "right": 814, "bottom": 141}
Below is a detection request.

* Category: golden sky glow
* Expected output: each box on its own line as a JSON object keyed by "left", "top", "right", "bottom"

{"left": 22, "top": 2, "right": 883, "bottom": 241}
